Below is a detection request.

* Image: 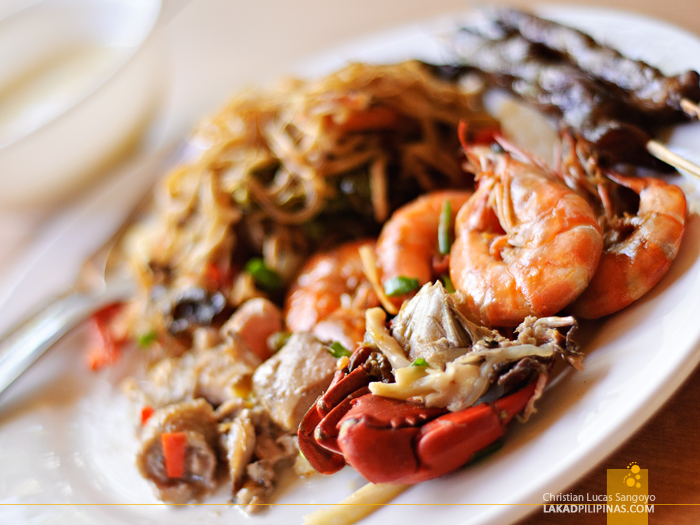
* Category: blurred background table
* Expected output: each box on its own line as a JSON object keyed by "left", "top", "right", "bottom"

{"left": 1, "top": 0, "right": 699, "bottom": 522}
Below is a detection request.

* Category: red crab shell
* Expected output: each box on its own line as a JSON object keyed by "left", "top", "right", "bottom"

{"left": 299, "top": 346, "right": 538, "bottom": 484}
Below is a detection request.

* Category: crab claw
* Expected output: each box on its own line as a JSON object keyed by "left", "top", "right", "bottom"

{"left": 299, "top": 335, "right": 540, "bottom": 484}
{"left": 336, "top": 394, "right": 447, "bottom": 483}
{"left": 298, "top": 346, "right": 378, "bottom": 474}
{"left": 337, "top": 381, "right": 537, "bottom": 484}
{"left": 299, "top": 402, "right": 346, "bottom": 474}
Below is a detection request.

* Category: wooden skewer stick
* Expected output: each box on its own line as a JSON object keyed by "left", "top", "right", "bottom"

{"left": 647, "top": 139, "right": 700, "bottom": 182}
{"left": 681, "top": 97, "right": 700, "bottom": 119}
{"left": 662, "top": 98, "right": 700, "bottom": 180}
{"left": 302, "top": 483, "right": 411, "bottom": 525}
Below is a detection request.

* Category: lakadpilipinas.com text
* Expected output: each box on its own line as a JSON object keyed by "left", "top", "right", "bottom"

{"left": 542, "top": 492, "right": 655, "bottom": 513}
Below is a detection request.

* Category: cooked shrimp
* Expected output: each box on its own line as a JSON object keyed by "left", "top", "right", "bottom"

{"left": 376, "top": 190, "right": 473, "bottom": 306}
{"left": 568, "top": 172, "right": 686, "bottom": 318}
{"left": 557, "top": 131, "right": 687, "bottom": 318}
{"left": 312, "top": 308, "right": 368, "bottom": 353}
{"left": 284, "top": 239, "right": 379, "bottom": 348}
{"left": 450, "top": 141, "right": 603, "bottom": 327}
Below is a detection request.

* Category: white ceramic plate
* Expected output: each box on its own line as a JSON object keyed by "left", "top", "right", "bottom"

{"left": 2, "top": 6, "right": 700, "bottom": 525}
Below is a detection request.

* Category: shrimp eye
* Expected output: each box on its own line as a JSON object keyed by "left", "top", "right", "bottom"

{"left": 490, "top": 142, "right": 505, "bottom": 153}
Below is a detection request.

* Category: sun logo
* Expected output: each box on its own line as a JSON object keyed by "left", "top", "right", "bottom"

{"left": 623, "top": 462, "right": 642, "bottom": 488}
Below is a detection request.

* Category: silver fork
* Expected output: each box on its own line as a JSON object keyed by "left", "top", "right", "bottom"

{"left": 0, "top": 258, "right": 134, "bottom": 396}
{"left": 0, "top": 144, "right": 181, "bottom": 397}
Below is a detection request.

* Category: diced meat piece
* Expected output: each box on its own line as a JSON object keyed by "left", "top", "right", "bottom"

{"left": 227, "top": 405, "right": 299, "bottom": 509}
{"left": 252, "top": 333, "right": 337, "bottom": 431}
{"left": 223, "top": 298, "right": 283, "bottom": 361}
{"left": 136, "top": 399, "right": 220, "bottom": 503}
{"left": 233, "top": 459, "right": 278, "bottom": 513}
{"left": 221, "top": 410, "right": 256, "bottom": 491}
{"left": 214, "top": 397, "right": 248, "bottom": 422}
{"left": 312, "top": 307, "right": 366, "bottom": 352}
{"left": 275, "top": 434, "right": 298, "bottom": 457}
{"left": 192, "top": 327, "right": 222, "bottom": 351}
{"left": 235, "top": 480, "right": 269, "bottom": 514}
{"left": 194, "top": 333, "right": 261, "bottom": 404}
{"left": 247, "top": 459, "right": 276, "bottom": 487}
{"left": 139, "top": 357, "right": 198, "bottom": 407}
{"left": 254, "top": 434, "right": 287, "bottom": 463}
{"left": 138, "top": 333, "right": 261, "bottom": 408}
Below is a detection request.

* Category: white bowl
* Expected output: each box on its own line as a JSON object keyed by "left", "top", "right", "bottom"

{"left": 0, "top": 0, "right": 168, "bottom": 206}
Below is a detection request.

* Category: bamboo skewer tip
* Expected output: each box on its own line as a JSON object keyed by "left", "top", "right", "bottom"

{"left": 681, "top": 98, "right": 700, "bottom": 119}
{"left": 650, "top": 98, "right": 700, "bottom": 180}
{"left": 646, "top": 139, "right": 700, "bottom": 182}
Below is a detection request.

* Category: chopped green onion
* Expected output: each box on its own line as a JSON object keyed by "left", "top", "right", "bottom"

{"left": 137, "top": 331, "right": 158, "bottom": 348}
{"left": 438, "top": 200, "right": 453, "bottom": 255}
{"left": 466, "top": 440, "right": 503, "bottom": 465}
{"left": 441, "top": 275, "right": 456, "bottom": 293}
{"left": 384, "top": 276, "right": 420, "bottom": 297}
{"left": 267, "top": 331, "right": 291, "bottom": 353}
{"left": 328, "top": 341, "right": 352, "bottom": 358}
{"left": 410, "top": 357, "right": 429, "bottom": 367}
{"left": 245, "top": 257, "right": 282, "bottom": 292}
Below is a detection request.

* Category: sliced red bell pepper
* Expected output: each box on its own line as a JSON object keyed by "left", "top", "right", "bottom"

{"left": 140, "top": 406, "right": 155, "bottom": 426}
{"left": 458, "top": 119, "right": 501, "bottom": 148}
{"left": 161, "top": 432, "right": 187, "bottom": 479}
{"left": 337, "top": 106, "right": 400, "bottom": 132}
{"left": 86, "top": 303, "right": 124, "bottom": 371}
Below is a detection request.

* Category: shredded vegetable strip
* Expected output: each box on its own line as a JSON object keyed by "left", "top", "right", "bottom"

{"left": 358, "top": 245, "right": 399, "bottom": 314}
{"left": 438, "top": 199, "right": 452, "bottom": 255}
{"left": 369, "top": 155, "right": 389, "bottom": 223}
{"left": 364, "top": 307, "right": 411, "bottom": 369}
{"left": 302, "top": 483, "right": 412, "bottom": 525}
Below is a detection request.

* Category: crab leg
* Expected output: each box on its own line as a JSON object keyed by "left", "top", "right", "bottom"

{"left": 299, "top": 404, "right": 347, "bottom": 474}
{"left": 298, "top": 347, "right": 378, "bottom": 473}
{"left": 315, "top": 387, "right": 371, "bottom": 453}
{"left": 337, "top": 382, "right": 537, "bottom": 484}
{"left": 317, "top": 367, "right": 375, "bottom": 416}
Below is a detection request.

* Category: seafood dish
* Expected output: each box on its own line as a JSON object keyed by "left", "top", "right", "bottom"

{"left": 88, "top": 7, "right": 694, "bottom": 514}
{"left": 7, "top": 6, "right": 700, "bottom": 525}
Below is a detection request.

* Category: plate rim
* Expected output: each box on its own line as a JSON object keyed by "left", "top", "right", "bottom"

{"left": 1, "top": 5, "right": 700, "bottom": 525}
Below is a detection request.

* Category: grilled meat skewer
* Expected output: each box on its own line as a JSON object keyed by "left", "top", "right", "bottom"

{"left": 478, "top": 7, "right": 700, "bottom": 121}
{"left": 444, "top": 34, "right": 660, "bottom": 167}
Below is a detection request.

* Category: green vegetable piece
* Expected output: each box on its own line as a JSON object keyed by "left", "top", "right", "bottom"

{"left": 410, "top": 357, "right": 429, "bottom": 367}
{"left": 328, "top": 341, "right": 352, "bottom": 358}
{"left": 245, "top": 257, "right": 282, "bottom": 292}
{"left": 267, "top": 331, "right": 291, "bottom": 353}
{"left": 384, "top": 276, "right": 420, "bottom": 297}
{"left": 438, "top": 199, "right": 452, "bottom": 255}
{"left": 441, "top": 275, "right": 456, "bottom": 293}
{"left": 137, "top": 331, "right": 157, "bottom": 348}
